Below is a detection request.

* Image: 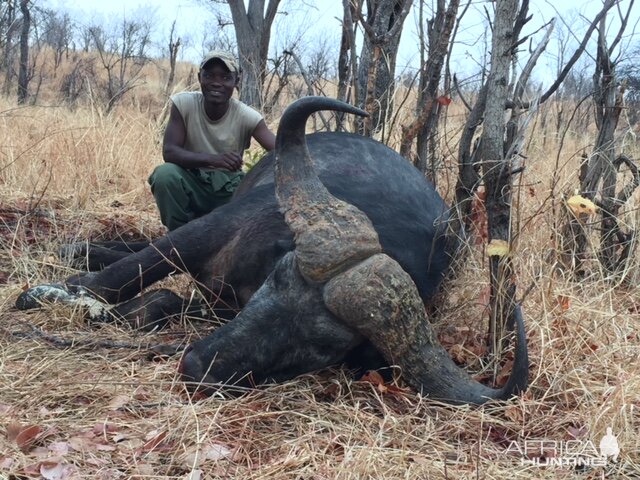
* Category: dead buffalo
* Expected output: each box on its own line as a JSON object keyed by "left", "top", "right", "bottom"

{"left": 16, "top": 96, "right": 528, "bottom": 405}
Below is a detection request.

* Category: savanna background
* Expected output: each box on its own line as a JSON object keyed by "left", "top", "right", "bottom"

{"left": 1, "top": 0, "right": 639, "bottom": 478}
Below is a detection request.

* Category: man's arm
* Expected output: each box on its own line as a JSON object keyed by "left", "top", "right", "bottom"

{"left": 162, "top": 103, "right": 243, "bottom": 171}
{"left": 252, "top": 119, "right": 276, "bottom": 151}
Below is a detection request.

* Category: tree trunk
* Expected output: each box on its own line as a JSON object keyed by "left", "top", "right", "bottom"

{"left": 17, "top": 0, "right": 30, "bottom": 104}
{"left": 560, "top": 3, "right": 639, "bottom": 277}
{"left": 579, "top": 12, "right": 639, "bottom": 275}
{"left": 479, "top": 0, "right": 519, "bottom": 355}
{"left": 399, "top": 0, "right": 459, "bottom": 175}
{"left": 336, "top": 0, "right": 360, "bottom": 131}
{"left": 355, "top": 0, "right": 411, "bottom": 136}
{"left": 2, "top": 0, "right": 17, "bottom": 96}
{"left": 165, "top": 21, "right": 181, "bottom": 96}
{"left": 226, "top": 0, "right": 281, "bottom": 109}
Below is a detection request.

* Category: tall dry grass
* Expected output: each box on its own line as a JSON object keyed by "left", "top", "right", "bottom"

{"left": 0, "top": 60, "right": 639, "bottom": 479}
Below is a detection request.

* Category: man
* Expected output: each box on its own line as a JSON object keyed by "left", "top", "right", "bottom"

{"left": 149, "top": 50, "right": 276, "bottom": 231}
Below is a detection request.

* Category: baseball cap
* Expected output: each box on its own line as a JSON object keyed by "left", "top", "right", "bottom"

{"left": 200, "top": 50, "right": 239, "bottom": 73}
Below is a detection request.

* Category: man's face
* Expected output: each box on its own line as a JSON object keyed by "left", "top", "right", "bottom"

{"left": 198, "top": 59, "right": 238, "bottom": 105}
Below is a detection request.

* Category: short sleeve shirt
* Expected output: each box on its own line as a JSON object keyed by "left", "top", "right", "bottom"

{"left": 171, "top": 92, "right": 263, "bottom": 156}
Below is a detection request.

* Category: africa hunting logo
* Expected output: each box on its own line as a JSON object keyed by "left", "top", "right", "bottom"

{"left": 504, "top": 427, "right": 620, "bottom": 468}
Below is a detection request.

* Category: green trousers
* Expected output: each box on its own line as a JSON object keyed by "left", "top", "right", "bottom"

{"left": 148, "top": 163, "right": 244, "bottom": 231}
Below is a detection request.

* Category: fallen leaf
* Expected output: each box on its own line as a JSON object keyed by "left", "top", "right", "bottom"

{"left": 112, "top": 432, "right": 130, "bottom": 443}
{"left": 40, "top": 459, "right": 66, "bottom": 480}
{"left": 93, "top": 422, "right": 118, "bottom": 436}
{"left": 360, "top": 370, "right": 385, "bottom": 387}
{"left": 203, "top": 442, "right": 233, "bottom": 461}
{"left": 68, "top": 435, "right": 95, "bottom": 452}
{"left": 14, "top": 424, "right": 43, "bottom": 452}
{"left": 557, "top": 295, "right": 571, "bottom": 311}
{"left": 31, "top": 446, "right": 52, "bottom": 458}
{"left": 321, "top": 383, "right": 340, "bottom": 400}
{"left": 449, "top": 344, "right": 468, "bottom": 364}
{"left": 107, "top": 394, "right": 130, "bottom": 410}
{"left": 496, "top": 359, "right": 514, "bottom": 386}
{"left": 141, "top": 431, "right": 168, "bottom": 453}
{"left": 185, "top": 470, "right": 203, "bottom": 480}
{"left": 6, "top": 422, "right": 22, "bottom": 441}
{"left": 131, "top": 463, "right": 155, "bottom": 476}
{"left": 94, "top": 443, "right": 116, "bottom": 452}
{"left": 567, "top": 425, "right": 588, "bottom": 440}
{"left": 48, "top": 441, "right": 70, "bottom": 456}
{"left": 21, "top": 462, "right": 42, "bottom": 477}
{"left": 488, "top": 426, "right": 512, "bottom": 448}
{"left": 504, "top": 405, "right": 522, "bottom": 423}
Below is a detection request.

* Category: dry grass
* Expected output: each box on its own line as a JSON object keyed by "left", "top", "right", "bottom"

{"left": 1, "top": 81, "right": 639, "bottom": 479}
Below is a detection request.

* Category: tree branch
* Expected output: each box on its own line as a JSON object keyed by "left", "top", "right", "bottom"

{"left": 535, "top": 0, "right": 617, "bottom": 106}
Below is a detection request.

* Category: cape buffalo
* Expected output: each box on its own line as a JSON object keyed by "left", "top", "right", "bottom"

{"left": 16, "top": 96, "right": 528, "bottom": 405}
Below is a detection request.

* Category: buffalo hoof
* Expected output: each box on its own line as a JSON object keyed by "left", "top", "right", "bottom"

{"left": 15, "top": 283, "right": 73, "bottom": 310}
{"left": 15, "top": 283, "right": 112, "bottom": 322}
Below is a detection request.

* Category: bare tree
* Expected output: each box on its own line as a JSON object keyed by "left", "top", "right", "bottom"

{"left": 16, "top": 0, "right": 29, "bottom": 104}
{"left": 84, "top": 15, "right": 153, "bottom": 113}
{"left": 336, "top": 0, "right": 360, "bottom": 131}
{"left": 399, "top": 0, "right": 460, "bottom": 179}
{"left": 438, "top": 0, "right": 619, "bottom": 364}
{"left": 224, "top": 0, "right": 282, "bottom": 108}
{"left": 165, "top": 20, "right": 181, "bottom": 96}
{"left": 477, "top": 0, "right": 522, "bottom": 356}
{"left": 565, "top": 1, "right": 640, "bottom": 277}
{"left": 282, "top": 47, "right": 331, "bottom": 131}
{"left": 262, "top": 51, "right": 292, "bottom": 115}
{"left": 41, "top": 9, "right": 74, "bottom": 75}
{"left": 1, "top": 0, "right": 19, "bottom": 95}
{"left": 352, "top": 0, "right": 412, "bottom": 136}
{"left": 60, "top": 56, "right": 95, "bottom": 107}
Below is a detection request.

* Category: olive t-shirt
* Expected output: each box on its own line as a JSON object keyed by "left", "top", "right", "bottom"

{"left": 172, "top": 92, "right": 263, "bottom": 155}
{"left": 171, "top": 92, "right": 263, "bottom": 190}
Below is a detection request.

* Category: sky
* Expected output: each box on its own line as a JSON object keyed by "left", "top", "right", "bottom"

{"left": 45, "top": 0, "right": 639, "bottom": 84}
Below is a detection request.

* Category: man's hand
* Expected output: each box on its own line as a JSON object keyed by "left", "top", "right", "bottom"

{"left": 208, "top": 152, "right": 243, "bottom": 171}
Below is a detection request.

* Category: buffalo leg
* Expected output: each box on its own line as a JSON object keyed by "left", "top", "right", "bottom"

{"left": 59, "top": 241, "right": 151, "bottom": 271}
{"left": 17, "top": 284, "right": 208, "bottom": 331}
{"left": 110, "top": 289, "right": 209, "bottom": 331}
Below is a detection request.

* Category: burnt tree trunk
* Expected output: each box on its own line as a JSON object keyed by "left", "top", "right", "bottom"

{"left": 226, "top": 0, "right": 281, "bottom": 109}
